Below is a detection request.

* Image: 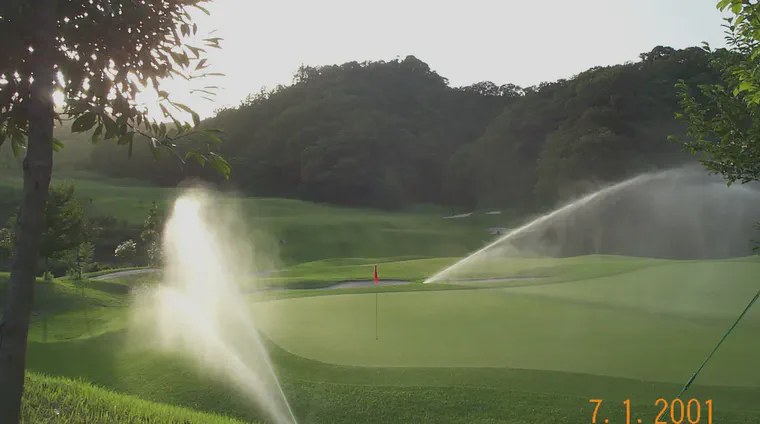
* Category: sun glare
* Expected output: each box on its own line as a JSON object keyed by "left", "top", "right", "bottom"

{"left": 53, "top": 90, "right": 65, "bottom": 109}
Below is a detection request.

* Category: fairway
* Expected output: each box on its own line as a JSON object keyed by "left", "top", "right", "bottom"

{"left": 0, "top": 174, "right": 502, "bottom": 266}
{"left": 2, "top": 172, "right": 760, "bottom": 422}
{"left": 255, "top": 259, "right": 760, "bottom": 387}
{"left": 6, "top": 256, "right": 760, "bottom": 423}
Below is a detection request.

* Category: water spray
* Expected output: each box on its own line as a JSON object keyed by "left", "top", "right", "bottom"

{"left": 132, "top": 189, "right": 298, "bottom": 424}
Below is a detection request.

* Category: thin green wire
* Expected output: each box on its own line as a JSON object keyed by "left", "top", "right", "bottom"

{"left": 676, "top": 286, "right": 760, "bottom": 399}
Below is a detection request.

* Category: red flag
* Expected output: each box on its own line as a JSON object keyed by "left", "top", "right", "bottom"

{"left": 373, "top": 264, "right": 379, "bottom": 284}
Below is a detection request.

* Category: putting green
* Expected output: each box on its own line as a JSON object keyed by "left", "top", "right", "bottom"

{"left": 254, "top": 260, "right": 760, "bottom": 387}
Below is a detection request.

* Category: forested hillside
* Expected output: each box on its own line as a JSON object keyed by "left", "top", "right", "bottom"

{"left": 83, "top": 46, "right": 718, "bottom": 211}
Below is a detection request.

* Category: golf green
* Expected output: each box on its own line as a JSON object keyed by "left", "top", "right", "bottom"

{"left": 254, "top": 260, "right": 760, "bottom": 387}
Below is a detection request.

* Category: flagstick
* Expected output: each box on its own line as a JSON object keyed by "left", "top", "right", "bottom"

{"left": 375, "top": 291, "right": 379, "bottom": 340}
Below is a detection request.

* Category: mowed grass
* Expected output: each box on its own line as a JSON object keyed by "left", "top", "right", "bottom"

{"left": 3, "top": 174, "right": 760, "bottom": 422}
{"left": 4, "top": 256, "right": 760, "bottom": 423}
{"left": 255, "top": 259, "right": 760, "bottom": 388}
{"left": 0, "top": 174, "right": 503, "bottom": 265}
{"left": 257, "top": 254, "right": 672, "bottom": 288}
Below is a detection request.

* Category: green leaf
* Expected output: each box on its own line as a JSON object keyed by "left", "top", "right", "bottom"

{"left": 192, "top": 112, "right": 201, "bottom": 128}
{"left": 160, "top": 104, "right": 169, "bottom": 117}
{"left": 71, "top": 112, "right": 97, "bottom": 133}
{"left": 195, "top": 59, "right": 208, "bottom": 71}
{"left": 172, "top": 117, "right": 184, "bottom": 134}
{"left": 185, "top": 151, "right": 205, "bottom": 166}
{"left": 200, "top": 130, "right": 222, "bottom": 144}
{"left": 170, "top": 52, "right": 187, "bottom": 68}
{"left": 734, "top": 81, "right": 753, "bottom": 96}
{"left": 117, "top": 131, "right": 135, "bottom": 146}
{"left": 52, "top": 138, "right": 64, "bottom": 152}
{"left": 11, "top": 137, "right": 20, "bottom": 157}
{"left": 211, "top": 155, "right": 231, "bottom": 179}
{"left": 186, "top": 45, "right": 205, "bottom": 58}
{"left": 190, "top": 89, "right": 216, "bottom": 96}
{"left": 731, "top": 2, "right": 742, "bottom": 14}
{"left": 91, "top": 124, "right": 103, "bottom": 144}
{"left": 149, "top": 139, "right": 161, "bottom": 160}
{"left": 173, "top": 103, "right": 195, "bottom": 114}
{"left": 116, "top": 114, "right": 128, "bottom": 128}
{"left": 10, "top": 131, "right": 25, "bottom": 158}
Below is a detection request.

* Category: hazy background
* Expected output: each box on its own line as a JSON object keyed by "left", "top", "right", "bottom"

{"left": 157, "top": 0, "right": 730, "bottom": 118}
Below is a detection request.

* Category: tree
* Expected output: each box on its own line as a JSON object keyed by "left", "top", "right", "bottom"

{"left": 0, "top": 227, "right": 12, "bottom": 266}
{"left": 140, "top": 203, "right": 165, "bottom": 248}
{"left": 2, "top": 182, "right": 88, "bottom": 272}
{"left": 76, "top": 47, "right": 714, "bottom": 211}
{"left": 61, "top": 241, "right": 94, "bottom": 281}
{"left": 40, "top": 182, "right": 87, "bottom": 268}
{"left": 140, "top": 202, "right": 165, "bottom": 265}
{"left": 672, "top": 0, "right": 760, "bottom": 184}
{"left": 0, "top": 1, "right": 229, "bottom": 421}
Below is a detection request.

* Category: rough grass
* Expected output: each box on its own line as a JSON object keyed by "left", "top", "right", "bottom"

{"left": 22, "top": 373, "right": 248, "bottom": 423}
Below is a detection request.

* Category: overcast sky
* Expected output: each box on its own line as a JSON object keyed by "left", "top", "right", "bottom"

{"left": 156, "top": 0, "right": 731, "bottom": 118}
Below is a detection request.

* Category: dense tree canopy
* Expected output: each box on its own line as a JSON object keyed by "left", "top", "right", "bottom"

{"left": 88, "top": 47, "right": 720, "bottom": 211}
{"left": 0, "top": 1, "right": 226, "bottom": 421}
{"left": 674, "top": 0, "right": 760, "bottom": 185}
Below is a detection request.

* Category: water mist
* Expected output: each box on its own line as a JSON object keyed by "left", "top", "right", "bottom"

{"left": 131, "top": 189, "right": 297, "bottom": 424}
{"left": 425, "top": 166, "right": 760, "bottom": 284}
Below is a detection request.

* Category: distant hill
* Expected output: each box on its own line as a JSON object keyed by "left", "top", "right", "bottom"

{"left": 83, "top": 46, "right": 717, "bottom": 211}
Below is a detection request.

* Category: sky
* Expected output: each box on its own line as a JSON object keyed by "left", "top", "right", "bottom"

{"left": 156, "top": 0, "right": 731, "bottom": 119}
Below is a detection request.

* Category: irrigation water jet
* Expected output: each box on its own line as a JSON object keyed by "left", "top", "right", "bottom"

{"left": 424, "top": 167, "right": 760, "bottom": 284}
{"left": 131, "top": 189, "right": 297, "bottom": 424}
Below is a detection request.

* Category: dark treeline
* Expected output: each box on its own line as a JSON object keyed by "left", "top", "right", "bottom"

{"left": 86, "top": 46, "right": 718, "bottom": 211}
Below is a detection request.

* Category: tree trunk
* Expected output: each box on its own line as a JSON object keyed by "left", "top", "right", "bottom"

{"left": 0, "top": 0, "right": 57, "bottom": 422}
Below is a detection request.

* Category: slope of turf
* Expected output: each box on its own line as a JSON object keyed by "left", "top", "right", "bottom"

{"left": 5, "top": 256, "right": 760, "bottom": 423}
{"left": 22, "top": 373, "right": 248, "bottom": 423}
{"left": 0, "top": 174, "right": 504, "bottom": 265}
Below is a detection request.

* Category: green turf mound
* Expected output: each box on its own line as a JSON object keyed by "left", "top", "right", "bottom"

{"left": 255, "top": 259, "right": 760, "bottom": 387}
{"left": 22, "top": 372, "right": 248, "bottom": 423}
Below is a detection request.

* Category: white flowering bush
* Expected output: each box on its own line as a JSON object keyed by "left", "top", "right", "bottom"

{"left": 114, "top": 239, "right": 137, "bottom": 264}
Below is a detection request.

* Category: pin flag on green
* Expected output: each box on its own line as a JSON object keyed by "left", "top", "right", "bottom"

{"left": 374, "top": 264, "right": 379, "bottom": 340}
